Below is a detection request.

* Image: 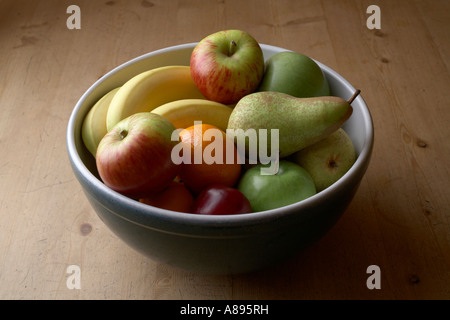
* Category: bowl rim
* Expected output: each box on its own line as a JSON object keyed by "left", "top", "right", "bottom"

{"left": 67, "top": 42, "right": 374, "bottom": 229}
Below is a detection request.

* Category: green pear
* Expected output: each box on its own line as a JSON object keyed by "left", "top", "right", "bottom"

{"left": 258, "top": 51, "right": 330, "bottom": 97}
{"left": 227, "top": 90, "right": 359, "bottom": 159}
{"left": 292, "top": 128, "right": 356, "bottom": 192}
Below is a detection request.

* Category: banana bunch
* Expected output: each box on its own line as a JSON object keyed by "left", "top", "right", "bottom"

{"left": 106, "top": 65, "right": 206, "bottom": 131}
{"left": 81, "top": 65, "right": 234, "bottom": 157}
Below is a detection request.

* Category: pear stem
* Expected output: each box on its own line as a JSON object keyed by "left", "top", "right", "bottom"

{"left": 347, "top": 89, "right": 361, "bottom": 105}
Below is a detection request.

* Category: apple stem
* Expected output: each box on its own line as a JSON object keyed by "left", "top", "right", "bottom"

{"left": 228, "top": 40, "right": 237, "bottom": 56}
{"left": 119, "top": 129, "right": 128, "bottom": 140}
{"left": 347, "top": 89, "right": 361, "bottom": 105}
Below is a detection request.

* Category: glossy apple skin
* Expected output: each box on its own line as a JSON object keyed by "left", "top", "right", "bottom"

{"left": 258, "top": 51, "right": 330, "bottom": 98}
{"left": 190, "top": 29, "right": 265, "bottom": 104}
{"left": 193, "top": 184, "right": 252, "bottom": 215}
{"left": 96, "top": 112, "right": 180, "bottom": 198}
{"left": 238, "top": 160, "right": 316, "bottom": 212}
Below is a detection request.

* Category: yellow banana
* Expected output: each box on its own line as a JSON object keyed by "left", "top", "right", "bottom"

{"left": 82, "top": 87, "right": 120, "bottom": 157}
{"left": 106, "top": 65, "right": 206, "bottom": 131}
{"left": 151, "top": 99, "right": 234, "bottom": 132}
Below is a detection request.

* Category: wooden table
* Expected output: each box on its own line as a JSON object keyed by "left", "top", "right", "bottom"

{"left": 1, "top": 0, "right": 449, "bottom": 300}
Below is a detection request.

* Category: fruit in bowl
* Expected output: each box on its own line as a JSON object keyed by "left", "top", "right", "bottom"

{"left": 139, "top": 180, "right": 194, "bottom": 213}
{"left": 227, "top": 90, "right": 356, "bottom": 159}
{"left": 193, "top": 184, "right": 252, "bottom": 215}
{"left": 175, "top": 123, "right": 242, "bottom": 195}
{"left": 238, "top": 160, "right": 317, "bottom": 212}
{"left": 95, "top": 112, "right": 180, "bottom": 198}
{"left": 257, "top": 51, "right": 330, "bottom": 97}
{"left": 190, "top": 29, "right": 265, "bottom": 104}
{"left": 292, "top": 128, "right": 356, "bottom": 192}
{"left": 67, "top": 32, "right": 373, "bottom": 274}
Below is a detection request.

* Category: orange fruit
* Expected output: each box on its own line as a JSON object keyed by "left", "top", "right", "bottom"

{"left": 139, "top": 180, "right": 194, "bottom": 213}
{"left": 178, "top": 123, "right": 241, "bottom": 194}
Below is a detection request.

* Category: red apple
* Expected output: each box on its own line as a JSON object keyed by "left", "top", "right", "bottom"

{"left": 192, "top": 184, "right": 252, "bottom": 215}
{"left": 190, "top": 29, "right": 265, "bottom": 104}
{"left": 96, "top": 112, "right": 180, "bottom": 198}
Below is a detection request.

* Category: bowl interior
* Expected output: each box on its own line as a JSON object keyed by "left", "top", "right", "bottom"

{"left": 67, "top": 43, "right": 373, "bottom": 226}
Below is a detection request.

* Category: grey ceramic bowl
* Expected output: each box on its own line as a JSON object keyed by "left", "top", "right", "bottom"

{"left": 67, "top": 43, "right": 374, "bottom": 275}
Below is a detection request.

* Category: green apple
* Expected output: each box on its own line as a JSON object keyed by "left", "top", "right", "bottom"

{"left": 238, "top": 160, "right": 316, "bottom": 212}
{"left": 258, "top": 51, "right": 330, "bottom": 98}
{"left": 292, "top": 128, "right": 356, "bottom": 192}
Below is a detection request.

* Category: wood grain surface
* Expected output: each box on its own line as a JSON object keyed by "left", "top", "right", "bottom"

{"left": 0, "top": 0, "right": 449, "bottom": 300}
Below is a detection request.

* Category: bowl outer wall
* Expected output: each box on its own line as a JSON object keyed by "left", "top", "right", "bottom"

{"left": 67, "top": 43, "right": 373, "bottom": 272}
